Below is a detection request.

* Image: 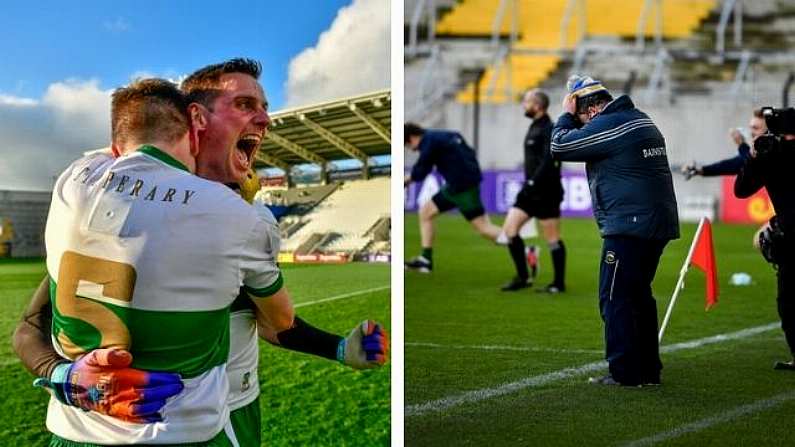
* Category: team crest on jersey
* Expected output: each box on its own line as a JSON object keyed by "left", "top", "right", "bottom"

{"left": 605, "top": 251, "right": 617, "bottom": 264}
{"left": 242, "top": 372, "right": 251, "bottom": 391}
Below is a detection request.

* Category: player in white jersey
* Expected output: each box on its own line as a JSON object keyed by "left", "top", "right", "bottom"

{"left": 14, "top": 61, "right": 388, "bottom": 446}
{"left": 41, "top": 78, "right": 291, "bottom": 445}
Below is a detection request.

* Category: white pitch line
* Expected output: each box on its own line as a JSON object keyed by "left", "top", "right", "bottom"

{"left": 406, "top": 342, "right": 603, "bottom": 355}
{"left": 623, "top": 390, "right": 795, "bottom": 447}
{"left": 406, "top": 322, "right": 780, "bottom": 417}
{"left": 294, "top": 285, "right": 390, "bottom": 308}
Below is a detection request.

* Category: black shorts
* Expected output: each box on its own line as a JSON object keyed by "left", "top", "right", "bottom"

{"left": 432, "top": 185, "right": 486, "bottom": 221}
{"left": 512, "top": 184, "right": 562, "bottom": 219}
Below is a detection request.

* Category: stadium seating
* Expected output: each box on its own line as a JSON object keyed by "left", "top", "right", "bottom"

{"left": 443, "top": 0, "right": 716, "bottom": 103}
{"left": 281, "top": 176, "right": 390, "bottom": 254}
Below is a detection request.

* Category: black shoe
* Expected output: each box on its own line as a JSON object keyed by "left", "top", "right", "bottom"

{"left": 773, "top": 360, "right": 795, "bottom": 371}
{"left": 405, "top": 256, "right": 432, "bottom": 273}
{"left": 537, "top": 284, "right": 565, "bottom": 294}
{"left": 501, "top": 276, "right": 531, "bottom": 291}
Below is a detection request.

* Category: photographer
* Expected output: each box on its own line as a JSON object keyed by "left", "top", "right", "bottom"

{"left": 682, "top": 109, "right": 766, "bottom": 179}
{"left": 734, "top": 107, "right": 795, "bottom": 371}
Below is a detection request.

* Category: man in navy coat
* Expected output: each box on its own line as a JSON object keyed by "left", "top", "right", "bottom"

{"left": 551, "top": 75, "right": 680, "bottom": 386}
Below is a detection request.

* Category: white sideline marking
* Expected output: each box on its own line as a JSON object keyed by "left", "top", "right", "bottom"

{"left": 623, "top": 390, "right": 795, "bottom": 447}
{"left": 294, "top": 285, "right": 390, "bottom": 308}
{"left": 406, "top": 322, "right": 780, "bottom": 417}
{"left": 406, "top": 342, "right": 602, "bottom": 355}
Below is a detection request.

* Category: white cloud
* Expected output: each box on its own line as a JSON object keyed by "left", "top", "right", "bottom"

{"left": 103, "top": 17, "right": 131, "bottom": 33}
{"left": 0, "top": 80, "right": 111, "bottom": 191}
{"left": 0, "top": 94, "right": 37, "bottom": 107}
{"left": 284, "top": 0, "right": 389, "bottom": 107}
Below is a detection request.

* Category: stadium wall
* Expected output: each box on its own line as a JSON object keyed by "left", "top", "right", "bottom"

{"left": 0, "top": 190, "right": 50, "bottom": 257}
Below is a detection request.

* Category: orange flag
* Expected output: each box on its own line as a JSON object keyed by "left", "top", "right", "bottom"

{"left": 690, "top": 218, "right": 718, "bottom": 310}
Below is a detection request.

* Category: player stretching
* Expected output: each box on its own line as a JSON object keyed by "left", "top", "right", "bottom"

{"left": 404, "top": 122, "right": 501, "bottom": 273}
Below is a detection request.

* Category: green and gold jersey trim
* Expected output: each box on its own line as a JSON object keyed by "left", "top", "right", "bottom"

{"left": 50, "top": 278, "right": 230, "bottom": 379}
{"left": 243, "top": 272, "right": 283, "bottom": 298}
{"left": 138, "top": 144, "right": 190, "bottom": 173}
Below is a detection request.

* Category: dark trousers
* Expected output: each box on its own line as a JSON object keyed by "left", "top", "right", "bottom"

{"left": 777, "top": 251, "right": 795, "bottom": 357}
{"left": 599, "top": 236, "right": 668, "bottom": 385}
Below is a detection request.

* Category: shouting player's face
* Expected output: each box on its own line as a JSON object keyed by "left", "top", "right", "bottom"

{"left": 194, "top": 73, "right": 270, "bottom": 183}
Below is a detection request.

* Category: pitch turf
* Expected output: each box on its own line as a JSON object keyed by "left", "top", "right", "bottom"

{"left": 405, "top": 214, "right": 795, "bottom": 446}
{"left": 0, "top": 259, "right": 389, "bottom": 446}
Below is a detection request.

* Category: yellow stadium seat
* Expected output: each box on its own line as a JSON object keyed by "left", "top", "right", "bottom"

{"left": 441, "top": 0, "right": 716, "bottom": 104}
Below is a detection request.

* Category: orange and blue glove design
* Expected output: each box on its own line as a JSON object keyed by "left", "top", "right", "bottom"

{"left": 337, "top": 320, "right": 389, "bottom": 369}
{"left": 33, "top": 348, "right": 184, "bottom": 423}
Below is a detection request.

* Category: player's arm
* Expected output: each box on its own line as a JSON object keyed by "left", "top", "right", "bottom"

{"left": 246, "top": 285, "right": 388, "bottom": 369}
{"left": 13, "top": 275, "right": 183, "bottom": 423}
{"left": 13, "top": 276, "right": 68, "bottom": 378}
{"left": 408, "top": 136, "right": 436, "bottom": 183}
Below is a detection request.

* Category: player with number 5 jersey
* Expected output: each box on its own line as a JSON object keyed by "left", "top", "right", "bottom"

{"left": 44, "top": 78, "right": 282, "bottom": 445}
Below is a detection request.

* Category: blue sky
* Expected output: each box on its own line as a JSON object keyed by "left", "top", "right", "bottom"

{"left": 1, "top": 0, "right": 349, "bottom": 109}
{"left": 0, "top": 0, "right": 390, "bottom": 190}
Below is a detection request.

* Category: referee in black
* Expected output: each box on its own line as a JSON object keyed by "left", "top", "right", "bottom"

{"left": 501, "top": 89, "right": 567, "bottom": 292}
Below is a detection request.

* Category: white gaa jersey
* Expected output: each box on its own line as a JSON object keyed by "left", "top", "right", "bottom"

{"left": 44, "top": 145, "right": 282, "bottom": 444}
{"left": 226, "top": 201, "right": 280, "bottom": 411}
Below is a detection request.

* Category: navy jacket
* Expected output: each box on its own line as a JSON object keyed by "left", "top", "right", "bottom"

{"left": 410, "top": 129, "right": 482, "bottom": 192}
{"left": 701, "top": 143, "right": 751, "bottom": 176}
{"left": 551, "top": 95, "right": 679, "bottom": 240}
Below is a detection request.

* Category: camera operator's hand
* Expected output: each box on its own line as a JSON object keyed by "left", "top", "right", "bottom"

{"left": 730, "top": 128, "right": 745, "bottom": 146}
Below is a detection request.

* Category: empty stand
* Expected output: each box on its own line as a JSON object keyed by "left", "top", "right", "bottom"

{"left": 443, "top": 0, "right": 716, "bottom": 103}
{"left": 281, "top": 177, "right": 390, "bottom": 254}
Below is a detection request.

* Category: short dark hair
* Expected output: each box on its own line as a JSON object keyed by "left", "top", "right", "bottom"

{"left": 404, "top": 122, "right": 425, "bottom": 144}
{"left": 530, "top": 90, "right": 550, "bottom": 111}
{"left": 752, "top": 108, "right": 764, "bottom": 119}
{"left": 111, "top": 78, "right": 190, "bottom": 148}
{"left": 575, "top": 91, "right": 613, "bottom": 115}
{"left": 181, "top": 58, "right": 262, "bottom": 107}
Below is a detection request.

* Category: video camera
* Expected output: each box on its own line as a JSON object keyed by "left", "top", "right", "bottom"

{"left": 754, "top": 107, "right": 795, "bottom": 158}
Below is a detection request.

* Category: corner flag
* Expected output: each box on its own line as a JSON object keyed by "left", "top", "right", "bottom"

{"left": 658, "top": 217, "right": 719, "bottom": 342}
{"left": 690, "top": 218, "right": 718, "bottom": 310}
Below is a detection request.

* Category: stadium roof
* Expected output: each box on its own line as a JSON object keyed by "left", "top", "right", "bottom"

{"left": 255, "top": 89, "right": 391, "bottom": 171}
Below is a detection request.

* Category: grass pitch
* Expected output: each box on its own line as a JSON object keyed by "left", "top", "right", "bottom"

{"left": 0, "top": 259, "right": 389, "bottom": 446}
{"left": 405, "top": 214, "right": 795, "bottom": 446}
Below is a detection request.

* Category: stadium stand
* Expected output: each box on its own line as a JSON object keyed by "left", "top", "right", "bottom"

{"left": 440, "top": 0, "right": 716, "bottom": 103}
{"left": 406, "top": 0, "right": 795, "bottom": 222}
{"left": 254, "top": 90, "right": 391, "bottom": 261}
{"left": 280, "top": 176, "right": 390, "bottom": 255}
{"left": 0, "top": 190, "right": 50, "bottom": 257}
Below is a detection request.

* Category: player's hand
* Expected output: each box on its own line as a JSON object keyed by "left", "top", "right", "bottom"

{"left": 33, "top": 348, "right": 184, "bottom": 423}
{"left": 337, "top": 320, "right": 389, "bottom": 370}
{"left": 562, "top": 94, "right": 577, "bottom": 115}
